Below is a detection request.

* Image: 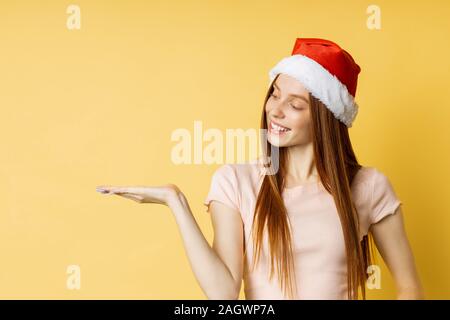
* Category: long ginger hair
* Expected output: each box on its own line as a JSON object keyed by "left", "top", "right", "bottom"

{"left": 249, "top": 74, "right": 376, "bottom": 299}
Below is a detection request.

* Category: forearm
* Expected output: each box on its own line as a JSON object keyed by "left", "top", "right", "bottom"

{"left": 168, "top": 193, "right": 240, "bottom": 299}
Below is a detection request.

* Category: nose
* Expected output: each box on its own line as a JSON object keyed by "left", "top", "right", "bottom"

{"left": 270, "top": 100, "right": 286, "bottom": 118}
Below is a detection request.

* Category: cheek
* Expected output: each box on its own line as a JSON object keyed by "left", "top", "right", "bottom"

{"left": 289, "top": 110, "right": 311, "bottom": 131}
{"left": 265, "top": 101, "right": 273, "bottom": 113}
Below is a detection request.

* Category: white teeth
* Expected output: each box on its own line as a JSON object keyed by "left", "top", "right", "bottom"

{"left": 270, "top": 121, "right": 290, "bottom": 132}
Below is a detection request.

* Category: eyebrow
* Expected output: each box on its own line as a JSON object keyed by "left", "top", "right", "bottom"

{"left": 273, "top": 82, "right": 309, "bottom": 104}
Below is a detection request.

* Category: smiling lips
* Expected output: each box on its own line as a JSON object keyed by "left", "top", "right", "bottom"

{"left": 269, "top": 120, "right": 291, "bottom": 134}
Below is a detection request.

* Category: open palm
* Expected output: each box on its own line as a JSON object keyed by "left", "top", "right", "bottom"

{"left": 96, "top": 184, "right": 181, "bottom": 205}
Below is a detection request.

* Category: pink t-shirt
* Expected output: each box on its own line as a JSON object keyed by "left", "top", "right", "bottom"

{"left": 203, "top": 159, "right": 402, "bottom": 300}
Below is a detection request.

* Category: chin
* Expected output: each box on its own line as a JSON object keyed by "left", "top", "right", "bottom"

{"left": 267, "top": 136, "right": 288, "bottom": 147}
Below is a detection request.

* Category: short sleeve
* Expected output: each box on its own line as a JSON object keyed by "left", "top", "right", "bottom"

{"left": 370, "top": 169, "right": 403, "bottom": 225}
{"left": 203, "top": 164, "right": 240, "bottom": 213}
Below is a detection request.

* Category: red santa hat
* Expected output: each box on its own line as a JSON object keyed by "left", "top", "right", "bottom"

{"left": 269, "top": 38, "right": 361, "bottom": 128}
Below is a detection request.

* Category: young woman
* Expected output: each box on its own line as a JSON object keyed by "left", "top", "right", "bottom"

{"left": 96, "top": 38, "right": 424, "bottom": 300}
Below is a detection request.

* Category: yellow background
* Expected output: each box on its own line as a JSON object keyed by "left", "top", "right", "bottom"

{"left": 0, "top": 0, "right": 449, "bottom": 299}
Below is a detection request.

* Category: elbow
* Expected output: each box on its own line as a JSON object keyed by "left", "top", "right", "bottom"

{"left": 205, "top": 283, "right": 241, "bottom": 300}
{"left": 206, "top": 288, "right": 240, "bottom": 300}
{"left": 397, "top": 286, "right": 425, "bottom": 300}
{"left": 206, "top": 292, "right": 239, "bottom": 300}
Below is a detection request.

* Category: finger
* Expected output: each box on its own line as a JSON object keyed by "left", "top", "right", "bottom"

{"left": 96, "top": 186, "right": 115, "bottom": 194}
{"left": 109, "top": 187, "right": 141, "bottom": 194}
{"left": 97, "top": 186, "right": 133, "bottom": 194}
{"left": 115, "top": 193, "right": 143, "bottom": 202}
{"left": 115, "top": 193, "right": 137, "bottom": 201}
{"left": 96, "top": 186, "right": 120, "bottom": 193}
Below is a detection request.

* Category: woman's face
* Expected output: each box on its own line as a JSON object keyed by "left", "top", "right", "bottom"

{"left": 265, "top": 73, "right": 312, "bottom": 147}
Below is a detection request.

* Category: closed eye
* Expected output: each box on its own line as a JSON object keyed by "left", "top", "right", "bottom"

{"left": 271, "top": 92, "right": 306, "bottom": 110}
{"left": 291, "top": 105, "right": 305, "bottom": 110}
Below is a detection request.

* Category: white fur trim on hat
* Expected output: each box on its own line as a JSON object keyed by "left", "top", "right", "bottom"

{"left": 268, "top": 54, "right": 359, "bottom": 128}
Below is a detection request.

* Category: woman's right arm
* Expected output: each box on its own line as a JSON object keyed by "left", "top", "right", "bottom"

{"left": 96, "top": 184, "right": 244, "bottom": 299}
{"left": 168, "top": 189, "right": 244, "bottom": 300}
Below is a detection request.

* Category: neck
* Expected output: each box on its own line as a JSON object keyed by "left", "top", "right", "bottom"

{"left": 285, "top": 142, "right": 318, "bottom": 184}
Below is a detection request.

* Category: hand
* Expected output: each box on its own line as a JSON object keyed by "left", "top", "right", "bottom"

{"left": 96, "top": 183, "right": 183, "bottom": 207}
